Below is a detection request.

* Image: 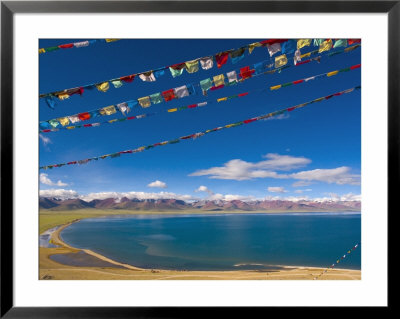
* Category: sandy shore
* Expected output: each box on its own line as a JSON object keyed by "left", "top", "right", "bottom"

{"left": 39, "top": 216, "right": 361, "bottom": 280}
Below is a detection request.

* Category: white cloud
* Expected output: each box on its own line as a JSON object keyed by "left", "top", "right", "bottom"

{"left": 189, "top": 153, "right": 310, "bottom": 181}
{"left": 147, "top": 180, "right": 167, "bottom": 188}
{"left": 294, "top": 189, "right": 312, "bottom": 194}
{"left": 292, "top": 181, "right": 312, "bottom": 187}
{"left": 195, "top": 185, "right": 214, "bottom": 195}
{"left": 78, "top": 191, "right": 194, "bottom": 202}
{"left": 190, "top": 154, "right": 360, "bottom": 185}
{"left": 289, "top": 167, "right": 360, "bottom": 185}
{"left": 39, "top": 134, "right": 52, "bottom": 146}
{"left": 40, "top": 173, "right": 68, "bottom": 187}
{"left": 268, "top": 186, "right": 287, "bottom": 193}
{"left": 39, "top": 189, "right": 78, "bottom": 200}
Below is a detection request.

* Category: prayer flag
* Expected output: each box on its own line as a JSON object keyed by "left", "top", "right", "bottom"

{"left": 348, "top": 39, "right": 361, "bottom": 45}
{"left": 169, "top": 63, "right": 186, "bottom": 77}
{"left": 174, "top": 85, "right": 190, "bottom": 98}
{"left": 39, "top": 48, "right": 46, "bottom": 54}
{"left": 294, "top": 49, "right": 301, "bottom": 65}
{"left": 139, "top": 71, "right": 156, "bottom": 82}
{"left": 153, "top": 69, "right": 165, "bottom": 78}
{"left": 150, "top": 92, "right": 163, "bottom": 104}
{"left": 217, "top": 97, "right": 228, "bottom": 102}
{"left": 297, "top": 39, "right": 311, "bottom": 49}
{"left": 230, "top": 48, "right": 246, "bottom": 64}
{"left": 45, "top": 96, "right": 56, "bottom": 109}
{"left": 162, "top": 89, "right": 176, "bottom": 102}
{"left": 96, "top": 82, "right": 110, "bottom": 92}
{"left": 57, "top": 93, "right": 70, "bottom": 100}
{"left": 239, "top": 66, "right": 255, "bottom": 80}
{"left": 314, "top": 39, "right": 324, "bottom": 46}
{"left": 248, "top": 42, "right": 262, "bottom": 54}
{"left": 215, "top": 51, "right": 230, "bottom": 68}
{"left": 59, "top": 43, "right": 74, "bottom": 49}
{"left": 111, "top": 80, "right": 123, "bottom": 88}
{"left": 117, "top": 102, "right": 130, "bottom": 115}
{"left": 78, "top": 112, "right": 91, "bottom": 121}
{"left": 319, "top": 39, "right": 333, "bottom": 53}
{"left": 74, "top": 41, "right": 89, "bottom": 48}
{"left": 227, "top": 70, "right": 238, "bottom": 84}
{"left": 270, "top": 85, "right": 282, "bottom": 90}
{"left": 120, "top": 75, "right": 135, "bottom": 82}
{"left": 333, "top": 39, "right": 347, "bottom": 48}
{"left": 200, "top": 78, "right": 213, "bottom": 95}
{"left": 68, "top": 115, "right": 80, "bottom": 123}
{"left": 138, "top": 96, "right": 151, "bottom": 108}
{"left": 185, "top": 60, "right": 199, "bottom": 73}
{"left": 57, "top": 117, "right": 70, "bottom": 126}
{"left": 275, "top": 54, "right": 288, "bottom": 68}
{"left": 213, "top": 74, "right": 225, "bottom": 87}
{"left": 100, "top": 105, "right": 117, "bottom": 115}
{"left": 327, "top": 70, "right": 339, "bottom": 77}
{"left": 281, "top": 40, "right": 296, "bottom": 54}
{"left": 267, "top": 43, "right": 281, "bottom": 57}
{"left": 168, "top": 108, "right": 177, "bottom": 112}
{"left": 200, "top": 57, "right": 214, "bottom": 70}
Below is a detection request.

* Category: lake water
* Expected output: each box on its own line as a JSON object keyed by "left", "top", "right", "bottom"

{"left": 60, "top": 212, "right": 361, "bottom": 271}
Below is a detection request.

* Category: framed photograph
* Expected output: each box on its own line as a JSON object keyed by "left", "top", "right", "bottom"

{"left": 1, "top": 0, "right": 395, "bottom": 316}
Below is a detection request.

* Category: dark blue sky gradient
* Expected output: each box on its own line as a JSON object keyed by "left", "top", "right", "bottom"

{"left": 39, "top": 39, "right": 361, "bottom": 199}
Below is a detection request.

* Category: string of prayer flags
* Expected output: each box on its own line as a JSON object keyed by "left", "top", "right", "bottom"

{"left": 40, "top": 54, "right": 362, "bottom": 130}
{"left": 39, "top": 39, "right": 120, "bottom": 54}
{"left": 313, "top": 243, "right": 360, "bottom": 280}
{"left": 269, "top": 63, "right": 361, "bottom": 91}
{"left": 39, "top": 86, "right": 360, "bottom": 169}
{"left": 39, "top": 41, "right": 361, "bottom": 105}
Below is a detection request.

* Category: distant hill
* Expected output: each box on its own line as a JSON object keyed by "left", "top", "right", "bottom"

{"left": 39, "top": 197, "right": 361, "bottom": 212}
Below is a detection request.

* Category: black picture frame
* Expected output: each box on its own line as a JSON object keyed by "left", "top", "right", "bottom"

{"left": 1, "top": 1, "right": 396, "bottom": 317}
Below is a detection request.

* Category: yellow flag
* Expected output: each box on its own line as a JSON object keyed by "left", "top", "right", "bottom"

{"left": 138, "top": 97, "right": 151, "bottom": 108}
{"left": 248, "top": 42, "right": 262, "bottom": 54}
{"left": 168, "top": 108, "right": 177, "bottom": 113}
{"left": 319, "top": 39, "right": 333, "bottom": 53}
{"left": 57, "top": 93, "right": 69, "bottom": 100}
{"left": 108, "top": 119, "right": 117, "bottom": 123}
{"left": 185, "top": 60, "right": 199, "bottom": 73}
{"left": 297, "top": 39, "right": 311, "bottom": 49}
{"left": 213, "top": 74, "right": 225, "bottom": 87}
{"left": 105, "top": 39, "right": 119, "bottom": 42}
{"left": 101, "top": 105, "right": 116, "bottom": 115}
{"left": 39, "top": 48, "right": 46, "bottom": 54}
{"left": 327, "top": 70, "right": 339, "bottom": 77}
{"left": 275, "top": 54, "right": 288, "bottom": 68}
{"left": 66, "top": 126, "right": 75, "bottom": 130}
{"left": 57, "top": 117, "right": 70, "bottom": 126}
{"left": 270, "top": 85, "right": 282, "bottom": 91}
{"left": 96, "top": 82, "right": 110, "bottom": 92}
{"left": 217, "top": 97, "right": 228, "bottom": 102}
{"left": 301, "top": 52, "right": 311, "bottom": 59}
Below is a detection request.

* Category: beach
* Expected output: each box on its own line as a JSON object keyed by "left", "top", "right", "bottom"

{"left": 39, "top": 210, "right": 361, "bottom": 280}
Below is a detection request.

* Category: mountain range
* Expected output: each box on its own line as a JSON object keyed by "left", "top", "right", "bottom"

{"left": 39, "top": 197, "right": 361, "bottom": 212}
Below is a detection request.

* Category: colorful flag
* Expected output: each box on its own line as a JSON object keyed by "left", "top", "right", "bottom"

{"left": 139, "top": 71, "right": 156, "bottom": 82}
{"left": 213, "top": 74, "right": 225, "bottom": 87}
{"left": 199, "top": 57, "right": 214, "bottom": 70}
{"left": 138, "top": 96, "right": 151, "bottom": 108}
{"left": 297, "top": 39, "right": 311, "bottom": 49}
{"left": 96, "top": 82, "right": 110, "bottom": 92}
{"left": 185, "top": 60, "right": 199, "bottom": 73}
{"left": 275, "top": 54, "right": 288, "bottom": 68}
{"left": 215, "top": 51, "right": 230, "bottom": 68}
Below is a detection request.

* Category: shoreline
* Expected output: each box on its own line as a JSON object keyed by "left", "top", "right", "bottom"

{"left": 40, "top": 214, "right": 361, "bottom": 278}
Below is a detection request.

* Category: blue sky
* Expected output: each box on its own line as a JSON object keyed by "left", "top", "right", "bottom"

{"left": 39, "top": 39, "right": 361, "bottom": 202}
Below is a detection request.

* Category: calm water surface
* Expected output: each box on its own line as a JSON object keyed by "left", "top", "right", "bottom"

{"left": 60, "top": 213, "right": 361, "bottom": 271}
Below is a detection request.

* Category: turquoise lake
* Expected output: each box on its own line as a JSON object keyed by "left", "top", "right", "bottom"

{"left": 60, "top": 212, "right": 361, "bottom": 271}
